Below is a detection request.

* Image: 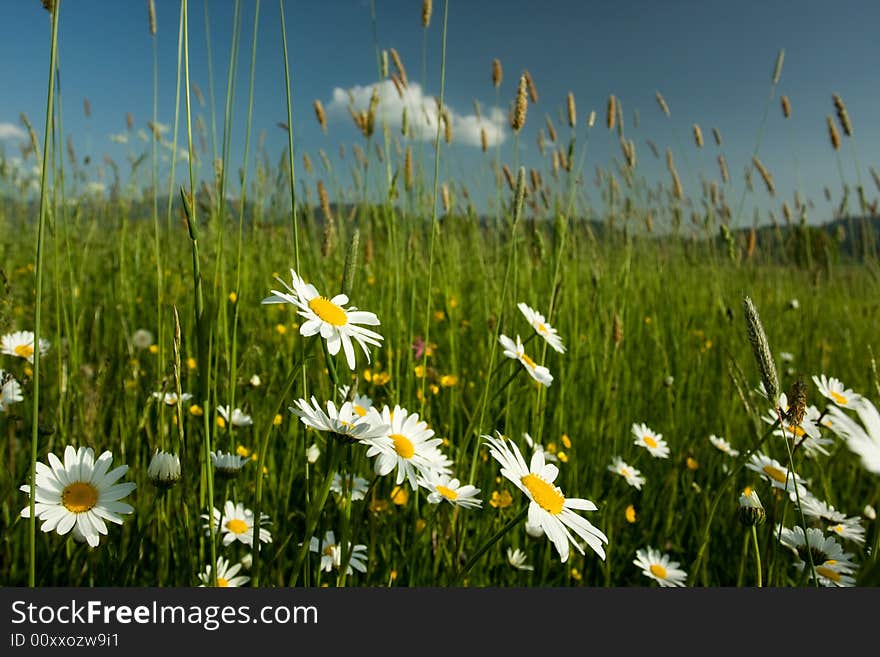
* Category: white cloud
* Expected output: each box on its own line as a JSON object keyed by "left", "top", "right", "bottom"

{"left": 0, "top": 122, "right": 26, "bottom": 141}
{"left": 325, "top": 80, "right": 506, "bottom": 148}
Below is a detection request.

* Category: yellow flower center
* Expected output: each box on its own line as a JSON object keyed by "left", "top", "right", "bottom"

{"left": 762, "top": 464, "right": 788, "bottom": 483}
{"left": 61, "top": 482, "right": 99, "bottom": 513}
{"left": 815, "top": 566, "right": 841, "bottom": 582}
{"left": 14, "top": 344, "right": 34, "bottom": 359}
{"left": 521, "top": 474, "right": 565, "bottom": 515}
{"left": 226, "top": 519, "right": 248, "bottom": 534}
{"left": 391, "top": 433, "right": 415, "bottom": 459}
{"left": 217, "top": 577, "right": 229, "bottom": 587}
{"left": 308, "top": 296, "right": 348, "bottom": 326}
{"left": 650, "top": 564, "right": 668, "bottom": 579}
{"left": 620, "top": 467, "right": 631, "bottom": 478}
{"left": 830, "top": 524, "right": 844, "bottom": 534}
{"left": 436, "top": 485, "right": 458, "bottom": 501}
{"left": 643, "top": 435, "right": 658, "bottom": 448}
{"left": 830, "top": 391, "right": 848, "bottom": 405}
{"left": 520, "top": 352, "right": 537, "bottom": 369}
{"left": 323, "top": 545, "right": 336, "bottom": 557}
{"left": 786, "top": 425, "right": 806, "bottom": 437}
{"left": 354, "top": 405, "right": 367, "bottom": 417}
{"left": 538, "top": 323, "right": 548, "bottom": 334}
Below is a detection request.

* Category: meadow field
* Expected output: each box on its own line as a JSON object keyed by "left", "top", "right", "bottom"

{"left": 1, "top": 0, "right": 879, "bottom": 588}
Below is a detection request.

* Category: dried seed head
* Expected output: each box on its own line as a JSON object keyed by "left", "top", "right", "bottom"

{"left": 746, "top": 227, "right": 757, "bottom": 258}
{"left": 587, "top": 110, "right": 596, "bottom": 128}
{"left": 480, "top": 127, "right": 488, "bottom": 153}
{"left": 524, "top": 71, "right": 538, "bottom": 103}
{"left": 441, "top": 183, "right": 451, "bottom": 213}
{"left": 422, "top": 0, "right": 432, "bottom": 28}
{"left": 442, "top": 108, "right": 452, "bottom": 144}
{"left": 607, "top": 94, "right": 617, "bottom": 131}
{"left": 693, "top": 123, "right": 704, "bottom": 148}
{"left": 83, "top": 98, "right": 91, "bottom": 119}
{"left": 826, "top": 115, "right": 841, "bottom": 151}
{"left": 492, "top": 58, "right": 503, "bottom": 89}
{"left": 41, "top": 0, "right": 54, "bottom": 12}
{"left": 742, "top": 295, "right": 780, "bottom": 406}
{"left": 545, "top": 116, "right": 557, "bottom": 143}
{"left": 303, "top": 153, "right": 313, "bottom": 175}
{"left": 781, "top": 95, "right": 791, "bottom": 119}
{"left": 871, "top": 166, "right": 880, "bottom": 193}
{"left": 126, "top": 112, "right": 134, "bottom": 131}
{"left": 513, "top": 166, "right": 527, "bottom": 224}
{"left": 381, "top": 50, "right": 389, "bottom": 78}
{"left": 718, "top": 154, "right": 729, "bottom": 184}
{"left": 833, "top": 93, "right": 853, "bottom": 137}
{"left": 389, "top": 48, "right": 408, "bottom": 88}
{"left": 567, "top": 91, "right": 576, "bottom": 128}
{"left": 318, "top": 180, "right": 333, "bottom": 222}
{"left": 712, "top": 127, "right": 722, "bottom": 146}
{"left": 751, "top": 156, "right": 775, "bottom": 197}
{"left": 655, "top": 91, "right": 671, "bottom": 117}
{"left": 671, "top": 169, "right": 683, "bottom": 201}
{"left": 147, "top": 0, "right": 156, "bottom": 36}
{"left": 502, "top": 163, "right": 515, "bottom": 192}
{"left": 511, "top": 74, "right": 528, "bottom": 132}
{"left": 785, "top": 378, "right": 807, "bottom": 427}
{"left": 314, "top": 100, "right": 327, "bottom": 133}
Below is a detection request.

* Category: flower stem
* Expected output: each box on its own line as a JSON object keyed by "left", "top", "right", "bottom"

{"left": 456, "top": 505, "right": 529, "bottom": 584}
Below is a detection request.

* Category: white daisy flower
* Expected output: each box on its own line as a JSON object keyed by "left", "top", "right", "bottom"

{"left": 216, "top": 405, "right": 253, "bottom": 428}
{"left": 523, "top": 432, "right": 558, "bottom": 464}
{"left": 745, "top": 451, "right": 808, "bottom": 495}
{"left": 309, "top": 530, "right": 368, "bottom": 575}
{"left": 524, "top": 518, "right": 545, "bottom": 538}
{"left": 338, "top": 385, "right": 374, "bottom": 418}
{"left": 147, "top": 450, "right": 181, "bottom": 487}
{"left": 631, "top": 422, "right": 670, "bottom": 459}
{"left": 419, "top": 472, "right": 483, "bottom": 509}
{"left": 499, "top": 334, "right": 553, "bottom": 387}
{"left": 306, "top": 443, "right": 321, "bottom": 463}
{"left": 364, "top": 405, "right": 451, "bottom": 489}
{"left": 204, "top": 500, "right": 272, "bottom": 547}
{"left": 19, "top": 445, "right": 136, "bottom": 548}
{"left": 761, "top": 394, "right": 831, "bottom": 458}
{"left": 2, "top": 330, "right": 50, "bottom": 363}
{"left": 330, "top": 472, "right": 371, "bottom": 501}
{"left": 708, "top": 434, "right": 740, "bottom": 457}
{"left": 633, "top": 546, "right": 688, "bottom": 587}
{"left": 485, "top": 432, "right": 608, "bottom": 563}
{"left": 776, "top": 525, "right": 859, "bottom": 587}
{"left": 517, "top": 302, "right": 566, "bottom": 354}
{"left": 827, "top": 517, "right": 866, "bottom": 546}
{"left": 793, "top": 490, "right": 847, "bottom": 523}
{"left": 198, "top": 556, "right": 250, "bottom": 587}
{"left": 262, "top": 268, "right": 384, "bottom": 370}
{"left": 507, "top": 547, "right": 534, "bottom": 571}
{"left": 210, "top": 450, "right": 249, "bottom": 478}
{"left": 607, "top": 456, "right": 645, "bottom": 490}
{"left": 290, "top": 396, "right": 389, "bottom": 444}
{"left": 151, "top": 391, "right": 193, "bottom": 406}
{"left": 1, "top": 370, "right": 24, "bottom": 412}
{"left": 824, "top": 397, "right": 880, "bottom": 474}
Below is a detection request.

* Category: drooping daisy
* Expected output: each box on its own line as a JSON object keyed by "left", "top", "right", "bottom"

{"left": 204, "top": 500, "right": 272, "bottom": 547}
{"left": 2, "top": 330, "right": 50, "bottom": 363}
{"left": 812, "top": 374, "right": 864, "bottom": 409}
{"left": 19, "top": 445, "right": 136, "bottom": 548}
{"left": 794, "top": 490, "right": 847, "bottom": 523}
{"left": 776, "top": 525, "right": 859, "bottom": 587}
{"left": 499, "top": 334, "right": 553, "bottom": 387}
{"left": 631, "top": 422, "right": 670, "bottom": 459}
{"left": 262, "top": 268, "right": 384, "bottom": 371}
{"left": 517, "top": 302, "right": 566, "bottom": 354}
{"left": 746, "top": 451, "right": 808, "bottom": 495}
{"left": 147, "top": 450, "right": 181, "bottom": 488}
{"left": 827, "top": 517, "right": 866, "bottom": 545}
{"left": 0, "top": 370, "right": 23, "bottom": 412}
{"left": 523, "top": 432, "right": 558, "bottom": 464}
{"left": 824, "top": 398, "right": 880, "bottom": 474}
{"left": 210, "top": 450, "right": 249, "bottom": 478}
{"left": 216, "top": 405, "right": 253, "bottom": 428}
{"left": 151, "top": 391, "right": 193, "bottom": 406}
{"left": 607, "top": 456, "right": 645, "bottom": 490}
{"left": 708, "top": 434, "right": 740, "bottom": 457}
{"left": 309, "top": 530, "right": 368, "bottom": 575}
{"left": 330, "top": 472, "right": 371, "bottom": 501}
{"left": 363, "top": 405, "right": 452, "bottom": 489}
{"left": 338, "top": 384, "right": 374, "bottom": 418}
{"left": 419, "top": 472, "right": 483, "bottom": 509}
{"left": 290, "top": 396, "right": 389, "bottom": 444}
{"left": 507, "top": 547, "right": 534, "bottom": 571}
{"left": 485, "top": 432, "right": 608, "bottom": 563}
{"left": 198, "top": 556, "right": 250, "bottom": 587}
{"left": 633, "top": 546, "right": 688, "bottom": 587}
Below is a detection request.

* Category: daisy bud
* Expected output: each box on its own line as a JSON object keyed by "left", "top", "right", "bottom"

{"left": 738, "top": 487, "right": 766, "bottom": 527}
{"left": 148, "top": 450, "right": 182, "bottom": 488}
{"left": 210, "top": 450, "right": 249, "bottom": 480}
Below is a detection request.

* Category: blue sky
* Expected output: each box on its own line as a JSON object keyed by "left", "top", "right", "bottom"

{"left": 2, "top": 0, "right": 880, "bottom": 227}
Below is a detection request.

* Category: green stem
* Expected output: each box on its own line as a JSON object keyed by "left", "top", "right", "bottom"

{"left": 751, "top": 525, "right": 762, "bottom": 587}
{"left": 456, "top": 505, "right": 529, "bottom": 584}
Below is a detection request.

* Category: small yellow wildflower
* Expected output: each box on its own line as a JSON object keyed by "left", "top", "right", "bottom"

{"left": 391, "top": 485, "right": 409, "bottom": 506}
{"left": 414, "top": 365, "right": 426, "bottom": 378}
{"left": 228, "top": 291, "right": 238, "bottom": 303}
{"left": 561, "top": 433, "right": 572, "bottom": 449}
{"left": 557, "top": 451, "right": 569, "bottom": 463}
{"left": 489, "top": 490, "right": 513, "bottom": 509}
{"left": 433, "top": 310, "right": 445, "bottom": 322}
{"left": 570, "top": 568, "right": 582, "bottom": 581}
{"left": 625, "top": 504, "right": 637, "bottom": 523}
{"left": 189, "top": 404, "right": 204, "bottom": 416}
{"left": 430, "top": 384, "right": 439, "bottom": 395}
{"left": 148, "top": 345, "right": 159, "bottom": 354}
{"left": 216, "top": 416, "right": 226, "bottom": 428}
{"left": 275, "top": 323, "right": 287, "bottom": 335}
{"left": 439, "top": 374, "right": 458, "bottom": 387}
{"left": 372, "top": 372, "right": 390, "bottom": 386}
{"left": 273, "top": 413, "right": 283, "bottom": 426}
{"left": 187, "top": 357, "right": 197, "bottom": 370}
{"left": 236, "top": 445, "right": 251, "bottom": 458}
{"left": 686, "top": 457, "right": 699, "bottom": 470}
